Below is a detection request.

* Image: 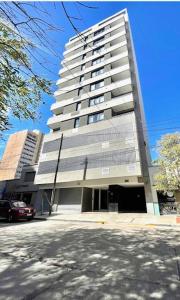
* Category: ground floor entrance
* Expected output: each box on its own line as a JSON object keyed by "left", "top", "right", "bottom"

{"left": 93, "top": 189, "right": 108, "bottom": 211}
{"left": 90, "top": 185, "right": 146, "bottom": 213}
{"left": 54, "top": 185, "right": 147, "bottom": 214}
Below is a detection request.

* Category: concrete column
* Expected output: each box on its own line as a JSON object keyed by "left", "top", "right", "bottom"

{"left": 61, "top": 119, "right": 74, "bottom": 131}
{"left": 104, "top": 92, "right": 111, "bottom": 102}
{"left": 86, "top": 61, "right": 92, "bottom": 68}
{"left": 63, "top": 103, "right": 76, "bottom": 114}
{"left": 83, "top": 84, "right": 90, "bottom": 94}
{"left": 105, "top": 53, "right": 111, "bottom": 60}
{"left": 105, "top": 64, "right": 111, "bottom": 72}
{"left": 105, "top": 42, "right": 111, "bottom": 50}
{"left": 81, "top": 99, "right": 89, "bottom": 109}
{"left": 104, "top": 77, "right": 111, "bottom": 86}
{"left": 80, "top": 115, "right": 88, "bottom": 127}
{"left": 105, "top": 33, "right": 111, "bottom": 39}
{"left": 84, "top": 71, "right": 92, "bottom": 81}
{"left": 144, "top": 182, "right": 160, "bottom": 215}
{"left": 104, "top": 108, "right": 112, "bottom": 120}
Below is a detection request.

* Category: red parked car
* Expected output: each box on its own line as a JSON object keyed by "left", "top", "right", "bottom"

{"left": 0, "top": 200, "right": 36, "bottom": 222}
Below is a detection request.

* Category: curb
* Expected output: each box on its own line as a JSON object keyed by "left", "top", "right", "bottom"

{"left": 34, "top": 217, "right": 47, "bottom": 221}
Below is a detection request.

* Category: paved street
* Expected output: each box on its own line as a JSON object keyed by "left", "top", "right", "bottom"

{"left": 0, "top": 216, "right": 180, "bottom": 300}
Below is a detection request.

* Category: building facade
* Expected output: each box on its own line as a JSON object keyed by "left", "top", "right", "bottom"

{"left": 35, "top": 9, "right": 159, "bottom": 215}
{"left": 0, "top": 130, "right": 43, "bottom": 180}
{"left": 3, "top": 164, "right": 46, "bottom": 212}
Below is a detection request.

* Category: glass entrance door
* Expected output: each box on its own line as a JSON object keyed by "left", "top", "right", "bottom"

{"left": 93, "top": 189, "right": 108, "bottom": 211}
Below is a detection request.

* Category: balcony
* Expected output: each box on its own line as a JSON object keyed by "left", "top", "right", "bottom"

{"left": 48, "top": 92, "right": 134, "bottom": 129}
{"left": 62, "top": 29, "right": 126, "bottom": 68}
{"left": 55, "top": 59, "right": 130, "bottom": 98}
{"left": 58, "top": 38, "right": 127, "bottom": 80}
{"left": 49, "top": 83, "right": 133, "bottom": 129}
{"left": 65, "top": 14, "right": 125, "bottom": 53}
{"left": 54, "top": 76, "right": 132, "bottom": 109}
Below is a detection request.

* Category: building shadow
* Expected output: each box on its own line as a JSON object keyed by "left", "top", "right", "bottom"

{"left": 0, "top": 226, "right": 180, "bottom": 299}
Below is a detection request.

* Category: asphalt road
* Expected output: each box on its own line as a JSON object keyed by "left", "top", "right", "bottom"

{"left": 0, "top": 217, "right": 180, "bottom": 300}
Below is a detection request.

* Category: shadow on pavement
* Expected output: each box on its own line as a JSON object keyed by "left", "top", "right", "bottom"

{"left": 0, "top": 224, "right": 180, "bottom": 299}
{"left": 0, "top": 218, "right": 46, "bottom": 228}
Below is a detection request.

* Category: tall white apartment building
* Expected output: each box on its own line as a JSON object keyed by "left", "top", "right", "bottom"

{"left": 35, "top": 9, "right": 160, "bottom": 215}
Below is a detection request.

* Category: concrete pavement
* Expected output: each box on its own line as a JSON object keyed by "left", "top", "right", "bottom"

{"left": 36, "top": 212, "right": 180, "bottom": 228}
{"left": 0, "top": 216, "right": 180, "bottom": 299}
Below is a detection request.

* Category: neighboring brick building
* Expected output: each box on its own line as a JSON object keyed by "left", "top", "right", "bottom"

{"left": 0, "top": 130, "right": 43, "bottom": 181}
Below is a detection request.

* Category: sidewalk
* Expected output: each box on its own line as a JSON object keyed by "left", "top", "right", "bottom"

{"left": 35, "top": 212, "right": 180, "bottom": 227}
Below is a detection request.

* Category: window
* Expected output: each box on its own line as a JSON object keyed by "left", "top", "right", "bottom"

{"left": 78, "top": 88, "right": 83, "bottom": 96}
{"left": 53, "top": 128, "right": 60, "bottom": 132}
{"left": 94, "top": 28, "right": 105, "bottom": 36}
{"left": 24, "top": 172, "right": 36, "bottom": 182}
{"left": 0, "top": 201, "right": 10, "bottom": 208}
{"left": 91, "top": 68, "right": 104, "bottom": 78}
{"left": 93, "top": 46, "right": 105, "bottom": 55}
{"left": 89, "top": 95, "right": 104, "bottom": 106}
{"left": 88, "top": 112, "right": 104, "bottom": 124}
{"left": 81, "top": 64, "right": 85, "bottom": 70}
{"left": 90, "top": 80, "right": 104, "bottom": 91}
{"left": 82, "top": 54, "right": 86, "bottom": 60}
{"left": 80, "top": 75, "right": 84, "bottom": 82}
{"left": 93, "top": 36, "right": 104, "bottom": 46}
{"left": 92, "top": 56, "right": 104, "bottom": 65}
{"left": 84, "top": 44, "right": 87, "bottom": 50}
{"left": 74, "top": 118, "right": 80, "bottom": 128}
{"left": 76, "top": 102, "right": 81, "bottom": 111}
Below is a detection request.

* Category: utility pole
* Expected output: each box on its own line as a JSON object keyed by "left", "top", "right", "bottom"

{"left": 49, "top": 133, "right": 63, "bottom": 216}
{"left": 83, "top": 157, "right": 88, "bottom": 181}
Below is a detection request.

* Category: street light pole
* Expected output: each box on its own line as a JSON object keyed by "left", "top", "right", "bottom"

{"left": 49, "top": 133, "right": 63, "bottom": 216}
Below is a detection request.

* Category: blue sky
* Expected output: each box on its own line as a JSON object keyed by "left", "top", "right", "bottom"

{"left": 1, "top": 1, "right": 180, "bottom": 160}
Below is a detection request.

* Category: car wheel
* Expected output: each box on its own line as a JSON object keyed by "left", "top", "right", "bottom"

{"left": 27, "top": 217, "right": 33, "bottom": 221}
{"left": 8, "top": 214, "right": 13, "bottom": 222}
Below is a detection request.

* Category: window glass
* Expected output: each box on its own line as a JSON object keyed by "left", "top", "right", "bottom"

{"left": 88, "top": 112, "right": 104, "bottom": 124}
{"left": 89, "top": 95, "right": 104, "bottom": 106}
{"left": 90, "top": 80, "right": 104, "bottom": 91}
{"left": 81, "top": 64, "right": 85, "bottom": 70}
{"left": 74, "top": 118, "right": 80, "bottom": 128}
{"left": 92, "top": 68, "right": 104, "bottom": 78}
{"left": 76, "top": 102, "right": 81, "bottom": 111}
{"left": 93, "top": 46, "right": 105, "bottom": 55}
{"left": 12, "top": 201, "right": 26, "bottom": 208}
{"left": 93, "top": 36, "right": 104, "bottom": 46}
{"left": 94, "top": 28, "right": 105, "bottom": 36}
{"left": 80, "top": 75, "right": 84, "bottom": 82}
{"left": 92, "top": 56, "right": 104, "bottom": 65}
{"left": 78, "top": 88, "right": 83, "bottom": 96}
{"left": 82, "top": 54, "right": 86, "bottom": 60}
{"left": 53, "top": 128, "right": 60, "bottom": 132}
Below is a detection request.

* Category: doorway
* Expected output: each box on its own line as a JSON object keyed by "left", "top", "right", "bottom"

{"left": 93, "top": 189, "right": 108, "bottom": 211}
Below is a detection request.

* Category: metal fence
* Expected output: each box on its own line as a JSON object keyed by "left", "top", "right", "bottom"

{"left": 159, "top": 202, "right": 180, "bottom": 215}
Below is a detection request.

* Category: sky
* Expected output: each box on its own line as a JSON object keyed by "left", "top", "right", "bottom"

{"left": 1, "top": 1, "right": 180, "bottom": 160}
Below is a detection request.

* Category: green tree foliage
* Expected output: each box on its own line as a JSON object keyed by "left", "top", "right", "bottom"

{"left": 0, "top": 1, "right": 63, "bottom": 134}
{"left": 0, "top": 2, "right": 96, "bottom": 135}
{"left": 155, "top": 133, "right": 180, "bottom": 191}
{"left": 0, "top": 22, "right": 51, "bottom": 132}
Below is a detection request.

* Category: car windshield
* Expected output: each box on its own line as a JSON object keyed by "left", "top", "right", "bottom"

{"left": 12, "top": 201, "right": 27, "bottom": 208}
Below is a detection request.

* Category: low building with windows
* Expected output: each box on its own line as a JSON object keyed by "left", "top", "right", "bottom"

{"left": 3, "top": 164, "right": 44, "bottom": 212}
{"left": 35, "top": 9, "right": 159, "bottom": 215}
